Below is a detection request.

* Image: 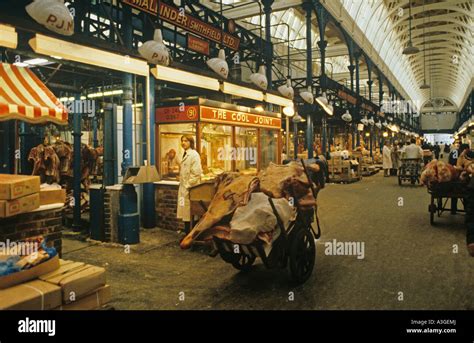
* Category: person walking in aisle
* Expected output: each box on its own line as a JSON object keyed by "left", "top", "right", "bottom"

{"left": 383, "top": 141, "right": 392, "bottom": 177}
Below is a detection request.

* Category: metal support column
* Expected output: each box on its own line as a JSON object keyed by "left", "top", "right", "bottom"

{"left": 103, "top": 103, "right": 117, "bottom": 186}
{"left": 121, "top": 6, "right": 134, "bottom": 177}
{"left": 304, "top": 0, "right": 314, "bottom": 159}
{"left": 315, "top": 1, "right": 328, "bottom": 158}
{"left": 355, "top": 51, "right": 361, "bottom": 147}
{"left": 142, "top": 76, "right": 156, "bottom": 229}
{"left": 378, "top": 74, "right": 384, "bottom": 153}
{"left": 262, "top": 0, "right": 274, "bottom": 89}
{"left": 348, "top": 64, "right": 356, "bottom": 150}
{"left": 72, "top": 98, "right": 82, "bottom": 232}
{"left": 367, "top": 79, "right": 373, "bottom": 157}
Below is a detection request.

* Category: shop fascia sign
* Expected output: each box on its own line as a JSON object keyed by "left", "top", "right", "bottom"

{"left": 122, "top": 0, "right": 240, "bottom": 51}
{"left": 156, "top": 104, "right": 281, "bottom": 129}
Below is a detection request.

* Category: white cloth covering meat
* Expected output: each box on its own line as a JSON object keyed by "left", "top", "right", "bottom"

{"left": 229, "top": 192, "right": 296, "bottom": 253}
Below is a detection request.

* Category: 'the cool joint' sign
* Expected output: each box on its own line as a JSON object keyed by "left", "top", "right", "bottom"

{"left": 122, "top": 0, "right": 240, "bottom": 51}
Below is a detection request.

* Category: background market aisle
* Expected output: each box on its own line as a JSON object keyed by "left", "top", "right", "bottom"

{"left": 62, "top": 174, "right": 474, "bottom": 310}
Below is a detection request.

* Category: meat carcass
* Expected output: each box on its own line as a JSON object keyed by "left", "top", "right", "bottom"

{"left": 180, "top": 175, "right": 259, "bottom": 249}
{"left": 258, "top": 162, "right": 310, "bottom": 198}
{"left": 437, "top": 161, "right": 459, "bottom": 183}
{"left": 43, "top": 145, "right": 60, "bottom": 184}
{"left": 421, "top": 159, "right": 438, "bottom": 185}
{"left": 53, "top": 141, "right": 73, "bottom": 177}
{"left": 28, "top": 144, "right": 46, "bottom": 179}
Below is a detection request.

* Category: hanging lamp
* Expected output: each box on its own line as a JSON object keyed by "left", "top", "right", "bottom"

{"left": 26, "top": 0, "right": 74, "bottom": 36}
{"left": 300, "top": 87, "right": 314, "bottom": 104}
{"left": 250, "top": 65, "right": 268, "bottom": 90}
{"left": 419, "top": 1, "right": 430, "bottom": 89}
{"left": 207, "top": 0, "right": 229, "bottom": 79}
{"left": 278, "top": 77, "right": 295, "bottom": 99}
{"left": 403, "top": 1, "right": 420, "bottom": 55}
{"left": 138, "top": 29, "right": 170, "bottom": 66}
{"left": 342, "top": 109, "right": 352, "bottom": 122}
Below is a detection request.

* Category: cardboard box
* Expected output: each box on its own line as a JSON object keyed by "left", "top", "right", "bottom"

{"left": 40, "top": 188, "right": 66, "bottom": 206}
{"left": 0, "top": 193, "right": 40, "bottom": 218}
{"left": 0, "top": 279, "right": 62, "bottom": 310}
{"left": 40, "top": 260, "right": 106, "bottom": 303}
{"left": 0, "top": 255, "right": 60, "bottom": 289}
{"left": 59, "top": 285, "right": 111, "bottom": 310}
{"left": 0, "top": 174, "right": 40, "bottom": 200}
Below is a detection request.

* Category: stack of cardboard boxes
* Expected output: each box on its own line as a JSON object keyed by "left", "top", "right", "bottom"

{"left": 0, "top": 258, "right": 110, "bottom": 310}
{"left": 328, "top": 156, "right": 361, "bottom": 182}
{"left": 0, "top": 175, "right": 41, "bottom": 218}
{"left": 0, "top": 174, "right": 67, "bottom": 218}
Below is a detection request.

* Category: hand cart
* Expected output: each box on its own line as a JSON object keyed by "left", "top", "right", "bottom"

{"left": 427, "top": 181, "right": 468, "bottom": 225}
{"left": 212, "top": 160, "right": 323, "bottom": 284}
{"left": 398, "top": 158, "right": 422, "bottom": 185}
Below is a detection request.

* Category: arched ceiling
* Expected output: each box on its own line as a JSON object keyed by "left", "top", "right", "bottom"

{"left": 202, "top": 0, "right": 473, "bottom": 112}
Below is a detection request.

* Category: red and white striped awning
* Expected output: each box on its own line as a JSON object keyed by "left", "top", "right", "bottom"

{"left": 0, "top": 63, "right": 68, "bottom": 125}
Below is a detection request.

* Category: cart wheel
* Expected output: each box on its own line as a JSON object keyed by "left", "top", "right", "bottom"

{"left": 232, "top": 254, "right": 256, "bottom": 272}
{"left": 288, "top": 229, "right": 316, "bottom": 284}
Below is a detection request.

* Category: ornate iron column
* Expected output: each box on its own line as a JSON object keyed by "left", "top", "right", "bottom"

{"left": 355, "top": 51, "right": 361, "bottom": 147}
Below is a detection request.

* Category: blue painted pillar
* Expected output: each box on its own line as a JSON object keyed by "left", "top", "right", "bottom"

{"left": 72, "top": 96, "right": 82, "bottom": 232}
{"left": 103, "top": 103, "right": 117, "bottom": 186}
{"left": 121, "top": 6, "right": 133, "bottom": 177}
{"left": 304, "top": 0, "right": 313, "bottom": 159}
{"left": 142, "top": 76, "right": 156, "bottom": 229}
{"left": 316, "top": 1, "right": 328, "bottom": 158}
{"left": 92, "top": 114, "right": 99, "bottom": 148}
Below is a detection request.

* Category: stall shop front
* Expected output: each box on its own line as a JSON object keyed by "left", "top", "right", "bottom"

{"left": 0, "top": 62, "right": 68, "bottom": 256}
{"left": 154, "top": 98, "right": 282, "bottom": 231}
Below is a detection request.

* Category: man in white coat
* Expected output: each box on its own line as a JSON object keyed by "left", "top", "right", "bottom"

{"left": 383, "top": 141, "right": 392, "bottom": 177}
{"left": 177, "top": 135, "right": 202, "bottom": 235}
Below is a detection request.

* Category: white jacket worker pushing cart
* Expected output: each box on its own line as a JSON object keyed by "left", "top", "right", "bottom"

{"left": 177, "top": 135, "right": 202, "bottom": 235}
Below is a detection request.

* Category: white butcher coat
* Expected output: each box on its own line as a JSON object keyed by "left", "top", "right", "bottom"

{"left": 383, "top": 145, "right": 392, "bottom": 169}
{"left": 176, "top": 148, "right": 202, "bottom": 222}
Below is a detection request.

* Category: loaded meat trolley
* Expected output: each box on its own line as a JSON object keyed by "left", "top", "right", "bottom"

{"left": 189, "top": 160, "right": 324, "bottom": 285}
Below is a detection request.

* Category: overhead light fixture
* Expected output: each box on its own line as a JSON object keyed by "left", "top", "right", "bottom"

{"left": 30, "top": 34, "right": 149, "bottom": 76}
{"left": 361, "top": 116, "right": 369, "bottom": 126}
{"left": 368, "top": 117, "right": 375, "bottom": 126}
{"left": 278, "top": 78, "right": 294, "bottom": 100}
{"left": 152, "top": 65, "right": 220, "bottom": 91}
{"left": 138, "top": 28, "right": 170, "bottom": 66}
{"left": 207, "top": 49, "right": 229, "bottom": 79}
{"left": 250, "top": 65, "right": 268, "bottom": 90}
{"left": 283, "top": 104, "right": 295, "bottom": 117}
{"left": 342, "top": 109, "right": 352, "bottom": 122}
{"left": 255, "top": 105, "right": 264, "bottom": 112}
{"left": 382, "top": 120, "right": 388, "bottom": 127}
{"left": 316, "top": 92, "right": 333, "bottom": 115}
{"left": 402, "top": 1, "right": 419, "bottom": 55}
{"left": 87, "top": 90, "right": 123, "bottom": 98}
{"left": 26, "top": 0, "right": 74, "bottom": 36}
{"left": 376, "top": 121, "right": 382, "bottom": 129}
{"left": 0, "top": 24, "right": 18, "bottom": 49}
{"left": 420, "top": 83, "right": 431, "bottom": 89}
{"left": 383, "top": 132, "right": 389, "bottom": 138}
{"left": 293, "top": 113, "right": 302, "bottom": 123}
{"left": 300, "top": 87, "right": 314, "bottom": 104}
{"left": 357, "top": 124, "right": 365, "bottom": 131}
{"left": 365, "top": 132, "right": 370, "bottom": 137}
{"left": 221, "top": 82, "right": 264, "bottom": 101}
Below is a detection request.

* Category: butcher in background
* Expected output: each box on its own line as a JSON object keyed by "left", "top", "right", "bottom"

{"left": 382, "top": 141, "right": 392, "bottom": 177}
{"left": 177, "top": 135, "right": 203, "bottom": 238}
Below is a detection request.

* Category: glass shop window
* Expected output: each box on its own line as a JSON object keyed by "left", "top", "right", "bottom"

{"left": 200, "top": 123, "right": 232, "bottom": 181}
{"left": 234, "top": 126, "right": 258, "bottom": 175}
{"left": 260, "top": 129, "right": 278, "bottom": 169}
{"left": 159, "top": 123, "right": 197, "bottom": 180}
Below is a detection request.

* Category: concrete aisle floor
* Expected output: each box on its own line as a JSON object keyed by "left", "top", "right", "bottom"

{"left": 62, "top": 173, "right": 474, "bottom": 310}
